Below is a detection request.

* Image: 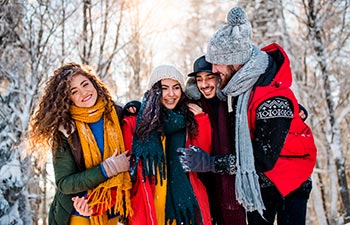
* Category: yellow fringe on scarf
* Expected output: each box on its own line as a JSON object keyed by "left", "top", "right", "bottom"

{"left": 71, "top": 98, "right": 133, "bottom": 225}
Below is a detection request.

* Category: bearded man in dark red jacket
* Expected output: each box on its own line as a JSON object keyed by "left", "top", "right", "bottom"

{"left": 178, "top": 6, "right": 316, "bottom": 225}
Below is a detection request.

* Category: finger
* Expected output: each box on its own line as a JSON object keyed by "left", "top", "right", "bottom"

{"left": 180, "top": 162, "right": 191, "bottom": 172}
{"left": 188, "top": 103, "right": 201, "bottom": 115}
{"left": 129, "top": 106, "right": 136, "bottom": 114}
{"left": 190, "top": 145, "right": 201, "bottom": 152}
{"left": 179, "top": 156, "right": 192, "bottom": 164}
{"left": 187, "top": 103, "right": 196, "bottom": 109}
{"left": 190, "top": 104, "right": 202, "bottom": 112}
{"left": 176, "top": 148, "right": 186, "bottom": 154}
{"left": 76, "top": 198, "right": 83, "bottom": 209}
{"left": 83, "top": 201, "right": 90, "bottom": 213}
{"left": 188, "top": 107, "right": 198, "bottom": 115}
{"left": 177, "top": 148, "right": 192, "bottom": 155}
{"left": 73, "top": 197, "right": 81, "bottom": 210}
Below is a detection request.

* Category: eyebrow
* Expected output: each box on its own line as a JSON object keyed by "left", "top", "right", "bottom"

{"left": 161, "top": 83, "right": 180, "bottom": 88}
{"left": 196, "top": 73, "right": 217, "bottom": 77}
{"left": 70, "top": 79, "right": 88, "bottom": 92}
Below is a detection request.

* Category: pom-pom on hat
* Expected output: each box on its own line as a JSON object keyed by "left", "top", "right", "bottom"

{"left": 147, "top": 65, "right": 185, "bottom": 91}
{"left": 206, "top": 6, "right": 253, "bottom": 65}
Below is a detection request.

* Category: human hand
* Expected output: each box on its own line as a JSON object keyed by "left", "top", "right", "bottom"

{"left": 102, "top": 151, "right": 130, "bottom": 178}
{"left": 72, "top": 196, "right": 92, "bottom": 216}
{"left": 123, "top": 100, "right": 141, "bottom": 116}
{"left": 188, "top": 103, "right": 203, "bottom": 115}
{"left": 177, "top": 145, "right": 215, "bottom": 172}
{"left": 298, "top": 104, "right": 308, "bottom": 121}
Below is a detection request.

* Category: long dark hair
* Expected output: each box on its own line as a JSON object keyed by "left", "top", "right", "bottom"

{"left": 26, "top": 62, "right": 114, "bottom": 159}
{"left": 135, "top": 81, "right": 198, "bottom": 140}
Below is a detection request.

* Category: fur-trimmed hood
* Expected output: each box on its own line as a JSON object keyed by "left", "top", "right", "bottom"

{"left": 185, "top": 76, "right": 226, "bottom": 101}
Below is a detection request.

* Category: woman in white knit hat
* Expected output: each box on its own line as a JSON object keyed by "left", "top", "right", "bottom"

{"left": 123, "top": 65, "right": 213, "bottom": 225}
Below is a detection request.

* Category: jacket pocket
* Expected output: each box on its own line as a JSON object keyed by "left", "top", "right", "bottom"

{"left": 280, "top": 118, "right": 316, "bottom": 157}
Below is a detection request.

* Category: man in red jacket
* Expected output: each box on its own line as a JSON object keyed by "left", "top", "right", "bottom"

{"left": 178, "top": 6, "right": 316, "bottom": 225}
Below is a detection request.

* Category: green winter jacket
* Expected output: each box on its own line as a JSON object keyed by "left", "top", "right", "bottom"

{"left": 48, "top": 104, "right": 123, "bottom": 225}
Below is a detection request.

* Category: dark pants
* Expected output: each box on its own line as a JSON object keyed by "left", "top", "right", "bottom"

{"left": 212, "top": 208, "right": 246, "bottom": 225}
{"left": 247, "top": 179, "right": 312, "bottom": 225}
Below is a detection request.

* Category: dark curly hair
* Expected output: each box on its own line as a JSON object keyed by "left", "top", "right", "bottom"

{"left": 26, "top": 62, "right": 114, "bottom": 161}
{"left": 135, "top": 81, "right": 198, "bottom": 140}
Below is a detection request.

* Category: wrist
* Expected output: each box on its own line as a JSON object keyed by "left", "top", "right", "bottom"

{"left": 214, "top": 154, "right": 236, "bottom": 175}
{"left": 100, "top": 163, "right": 109, "bottom": 178}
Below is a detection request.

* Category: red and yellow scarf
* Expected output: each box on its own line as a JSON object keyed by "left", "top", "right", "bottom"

{"left": 70, "top": 98, "right": 132, "bottom": 225}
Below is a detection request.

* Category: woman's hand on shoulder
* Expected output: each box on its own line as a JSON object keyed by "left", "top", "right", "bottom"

{"left": 188, "top": 103, "right": 203, "bottom": 115}
{"left": 123, "top": 100, "right": 141, "bottom": 116}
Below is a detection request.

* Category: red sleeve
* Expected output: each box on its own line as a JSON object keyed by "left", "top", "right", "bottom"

{"left": 186, "top": 113, "right": 212, "bottom": 153}
{"left": 122, "top": 116, "right": 137, "bottom": 151}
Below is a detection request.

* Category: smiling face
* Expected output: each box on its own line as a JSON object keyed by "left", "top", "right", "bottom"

{"left": 70, "top": 74, "right": 98, "bottom": 108}
{"left": 160, "top": 78, "right": 182, "bottom": 110}
{"left": 212, "top": 64, "right": 243, "bottom": 89}
{"left": 195, "top": 72, "right": 218, "bottom": 99}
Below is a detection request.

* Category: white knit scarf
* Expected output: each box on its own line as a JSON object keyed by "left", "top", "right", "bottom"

{"left": 221, "top": 45, "right": 269, "bottom": 215}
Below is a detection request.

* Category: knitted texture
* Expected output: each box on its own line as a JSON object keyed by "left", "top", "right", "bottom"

{"left": 221, "top": 45, "right": 269, "bottom": 215}
{"left": 130, "top": 103, "right": 201, "bottom": 225}
{"left": 206, "top": 6, "right": 252, "bottom": 65}
{"left": 147, "top": 65, "right": 185, "bottom": 90}
{"left": 70, "top": 98, "right": 132, "bottom": 224}
{"left": 185, "top": 55, "right": 226, "bottom": 101}
{"left": 185, "top": 76, "right": 226, "bottom": 101}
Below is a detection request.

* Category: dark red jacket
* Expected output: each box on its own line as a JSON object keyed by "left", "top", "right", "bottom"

{"left": 248, "top": 43, "right": 317, "bottom": 196}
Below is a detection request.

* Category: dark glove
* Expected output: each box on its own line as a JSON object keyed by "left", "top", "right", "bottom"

{"left": 123, "top": 100, "right": 141, "bottom": 116}
{"left": 177, "top": 145, "right": 215, "bottom": 173}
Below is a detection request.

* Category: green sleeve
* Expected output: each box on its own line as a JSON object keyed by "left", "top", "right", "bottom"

{"left": 53, "top": 144, "right": 107, "bottom": 195}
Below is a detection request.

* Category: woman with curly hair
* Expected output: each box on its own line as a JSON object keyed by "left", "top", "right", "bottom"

{"left": 26, "top": 63, "right": 132, "bottom": 225}
{"left": 123, "top": 65, "right": 213, "bottom": 225}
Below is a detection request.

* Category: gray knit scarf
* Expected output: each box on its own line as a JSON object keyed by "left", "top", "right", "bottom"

{"left": 221, "top": 45, "right": 269, "bottom": 215}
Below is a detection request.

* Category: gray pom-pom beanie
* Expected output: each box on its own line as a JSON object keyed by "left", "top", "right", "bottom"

{"left": 147, "top": 65, "right": 185, "bottom": 91}
{"left": 206, "top": 6, "right": 253, "bottom": 65}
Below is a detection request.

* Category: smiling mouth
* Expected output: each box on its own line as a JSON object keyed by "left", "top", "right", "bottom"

{"left": 166, "top": 100, "right": 176, "bottom": 104}
{"left": 201, "top": 87, "right": 214, "bottom": 95}
{"left": 82, "top": 94, "right": 92, "bottom": 102}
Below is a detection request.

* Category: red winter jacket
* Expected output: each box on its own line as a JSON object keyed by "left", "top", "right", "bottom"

{"left": 248, "top": 43, "right": 317, "bottom": 197}
{"left": 123, "top": 112, "right": 212, "bottom": 225}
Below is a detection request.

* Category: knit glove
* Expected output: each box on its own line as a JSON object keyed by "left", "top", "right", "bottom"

{"left": 102, "top": 152, "right": 130, "bottom": 178}
{"left": 177, "top": 145, "right": 215, "bottom": 173}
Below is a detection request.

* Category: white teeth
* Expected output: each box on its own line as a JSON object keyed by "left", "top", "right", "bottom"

{"left": 82, "top": 95, "right": 92, "bottom": 102}
{"left": 202, "top": 87, "right": 213, "bottom": 94}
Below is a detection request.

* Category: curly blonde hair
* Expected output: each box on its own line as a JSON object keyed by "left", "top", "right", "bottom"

{"left": 26, "top": 62, "right": 114, "bottom": 163}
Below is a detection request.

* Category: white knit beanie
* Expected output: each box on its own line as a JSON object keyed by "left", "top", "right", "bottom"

{"left": 147, "top": 65, "right": 185, "bottom": 90}
{"left": 206, "top": 6, "right": 253, "bottom": 65}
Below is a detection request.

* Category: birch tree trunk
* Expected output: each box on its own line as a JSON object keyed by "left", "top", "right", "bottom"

{"left": 300, "top": 0, "right": 350, "bottom": 223}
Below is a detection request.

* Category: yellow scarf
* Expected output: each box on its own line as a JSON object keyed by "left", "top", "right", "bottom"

{"left": 70, "top": 98, "right": 132, "bottom": 225}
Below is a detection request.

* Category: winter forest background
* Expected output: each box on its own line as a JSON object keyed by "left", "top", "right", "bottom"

{"left": 0, "top": 0, "right": 349, "bottom": 224}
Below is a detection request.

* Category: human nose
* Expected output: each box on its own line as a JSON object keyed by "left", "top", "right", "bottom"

{"left": 79, "top": 88, "right": 88, "bottom": 97}
{"left": 168, "top": 89, "right": 175, "bottom": 96}
{"left": 212, "top": 65, "right": 219, "bottom": 73}
{"left": 199, "top": 79, "right": 208, "bottom": 88}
